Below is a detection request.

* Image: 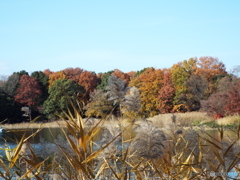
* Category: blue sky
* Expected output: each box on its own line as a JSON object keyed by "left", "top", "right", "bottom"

{"left": 1, "top": 1, "right": 240, "bottom": 76}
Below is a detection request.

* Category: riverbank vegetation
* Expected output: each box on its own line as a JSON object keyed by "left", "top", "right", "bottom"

{"left": 0, "top": 107, "right": 240, "bottom": 179}
{"left": 2, "top": 111, "right": 240, "bottom": 131}
{"left": 0, "top": 56, "right": 240, "bottom": 179}
{"left": 0, "top": 57, "right": 240, "bottom": 125}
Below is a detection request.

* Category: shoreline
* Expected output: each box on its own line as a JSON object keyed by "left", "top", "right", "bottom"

{"left": 1, "top": 120, "right": 237, "bottom": 131}
{"left": 0, "top": 120, "right": 67, "bottom": 130}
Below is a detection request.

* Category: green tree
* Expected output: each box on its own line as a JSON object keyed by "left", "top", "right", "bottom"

{"left": 14, "top": 70, "right": 28, "bottom": 76}
{"left": 0, "top": 90, "right": 22, "bottom": 122}
{"left": 43, "top": 79, "right": 85, "bottom": 119}
{"left": 97, "top": 71, "right": 113, "bottom": 90}
{"left": 31, "top": 71, "right": 49, "bottom": 104}
{"left": 1, "top": 73, "right": 20, "bottom": 96}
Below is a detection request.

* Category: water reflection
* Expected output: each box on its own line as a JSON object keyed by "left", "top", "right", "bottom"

{"left": 0, "top": 128, "right": 68, "bottom": 158}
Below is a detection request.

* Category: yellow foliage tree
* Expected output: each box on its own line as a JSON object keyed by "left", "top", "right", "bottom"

{"left": 129, "top": 68, "right": 164, "bottom": 117}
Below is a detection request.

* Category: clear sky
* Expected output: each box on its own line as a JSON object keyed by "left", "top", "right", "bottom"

{"left": 1, "top": 0, "right": 240, "bottom": 76}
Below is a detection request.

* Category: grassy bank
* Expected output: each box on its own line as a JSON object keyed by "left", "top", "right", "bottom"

{"left": 0, "top": 110, "right": 240, "bottom": 179}
{"left": 1, "top": 112, "right": 240, "bottom": 130}
{"left": 1, "top": 120, "right": 67, "bottom": 130}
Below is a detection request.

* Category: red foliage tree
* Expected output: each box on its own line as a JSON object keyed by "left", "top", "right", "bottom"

{"left": 200, "top": 92, "right": 228, "bottom": 116}
{"left": 200, "top": 76, "right": 240, "bottom": 117}
{"left": 14, "top": 75, "right": 42, "bottom": 107}
{"left": 158, "top": 71, "right": 175, "bottom": 113}
{"left": 43, "top": 69, "right": 53, "bottom": 76}
{"left": 78, "top": 71, "right": 99, "bottom": 93}
{"left": 224, "top": 80, "right": 240, "bottom": 115}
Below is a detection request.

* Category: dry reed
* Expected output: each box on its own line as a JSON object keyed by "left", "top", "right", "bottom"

{"left": 0, "top": 106, "right": 240, "bottom": 179}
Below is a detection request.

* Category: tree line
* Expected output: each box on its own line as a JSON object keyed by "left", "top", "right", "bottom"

{"left": 0, "top": 56, "right": 240, "bottom": 123}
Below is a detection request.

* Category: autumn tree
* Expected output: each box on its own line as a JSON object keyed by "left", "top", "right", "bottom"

{"left": 178, "top": 74, "right": 208, "bottom": 111}
{"left": 158, "top": 71, "right": 175, "bottom": 113}
{"left": 126, "top": 71, "right": 136, "bottom": 79}
{"left": 194, "top": 56, "right": 227, "bottom": 97}
{"left": 63, "top": 67, "right": 83, "bottom": 83}
{"left": 170, "top": 58, "right": 196, "bottom": 106}
{"left": 224, "top": 79, "right": 240, "bottom": 115}
{"left": 4, "top": 70, "right": 29, "bottom": 95}
{"left": 48, "top": 71, "right": 66, "bottom": 87}
{"left": 14, "top": 75, "right": 42, "bottom": 107}
{"left": 63, "top": 68, "right": 99, "bottom": 101}
{"left": 200, "top": 76, "right": 239, "bottom": 116}
{"left": 78, "top": 71, "right": 99, "bottom": 94}
{"left": 43, "top": 79, "right": 85, "bottom": 119}
{"left": 84, "top": 89, "right": 113, "bottom": 118}
{"left": 200, "top": 92, "right": 228, "bottom": 117}
{"left": 43, "top": 69, "right": 53, "bottom": 76}
{"left": 130, "top": 68, "right": 164, "bottom": 117}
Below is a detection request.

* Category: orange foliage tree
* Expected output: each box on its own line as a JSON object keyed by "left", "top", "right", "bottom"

{"left": 63, "top": 67, "right": 83, "bottom": 83}
{"left": 14, "top": 75, "right": 42, "bottom": 107}
{"left": 194, "top": 56, "right": 227, "bottom": 97}
{"left": 126, "top": 71, "right": 136, "bottom": 79}
{"left": 63, "top": 68, "right": 99, "bottom": 93}
{"left": 129, "top": 68, "right": 164, "bottom": 117}
{"left": 158, "top": 70, "right": 175, "bottom": 113}
{"left": 62, "top": 68, "right": 99, "bottom": 102}
{"left": 48, "top": 71, "right": 66, "bottom": 87}
{"left": 195, "top": 56, "right": 227, "bottom": 81}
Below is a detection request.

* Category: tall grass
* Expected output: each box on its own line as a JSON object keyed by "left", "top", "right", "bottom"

{"left": 216, "top": 115, "right": 240, "bottom": 126}
{"left": 0, "top": 107, "right": 240, "bottom": 179}
{"left": 148, "top": 112, "right": 213, "bottom": 129}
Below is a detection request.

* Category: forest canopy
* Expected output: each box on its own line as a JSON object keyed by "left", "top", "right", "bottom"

{"left": 0, "top": 56, "right": 239, "bottom": 123}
